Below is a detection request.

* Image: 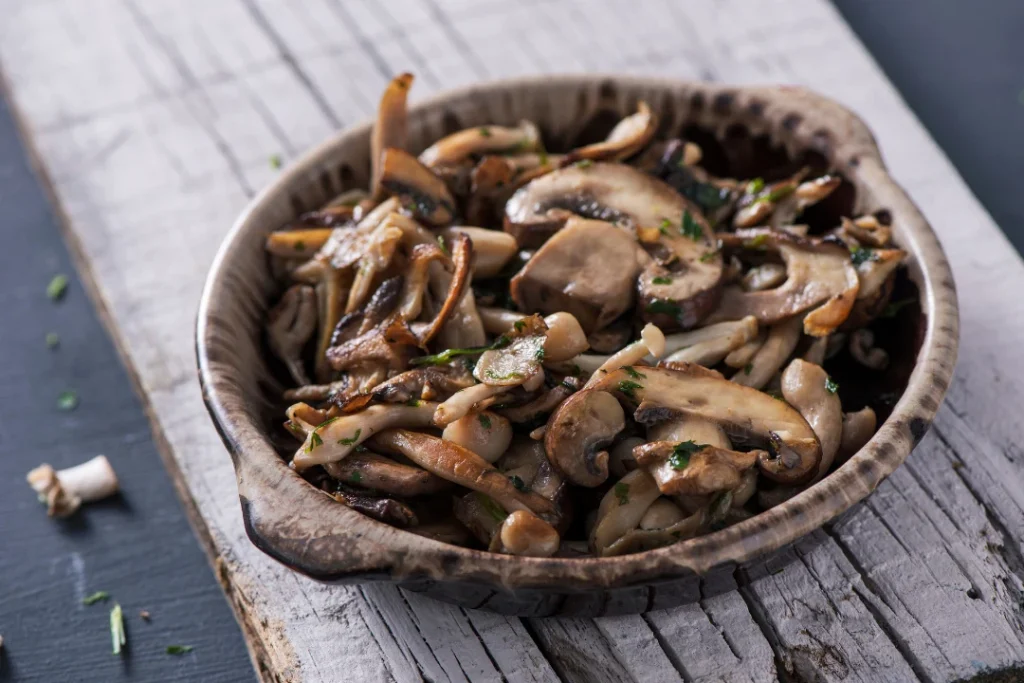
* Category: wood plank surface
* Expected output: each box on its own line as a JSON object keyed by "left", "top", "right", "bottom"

{"left": 2, "top": 0, "right": 1023, "bottom": 681}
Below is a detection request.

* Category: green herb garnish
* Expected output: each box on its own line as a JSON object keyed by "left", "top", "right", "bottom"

{"left": 825, "top": 376, "right": 839, "bottom": 394}
{"left": 293, "top": 240, "right": 305, "bottom": 252}
{"left": 485, "top": 369, "right": 524, "bottom": 381}
{"left": 699, "top": 250, "right": 719, "bottom": 263}
{"left": 46, "top": 332, "right": 60, "bottom": 349}
{"left": 755, "top": 184, "right": 795, "bottom": 204}
{"left": 746, "top": 178, "right": 765, "bottom": 195}
{"left": 315, "top": 416, "right": 340, "bottom": 430}
{"left": 513, "top": 320, "right": 526, "bottom": 332}
{"left": 478, "top": 413, "right": 492, "bottom": 429}
{"left": 83, "top": 591, "right": 110, "bottom": 606}
{"left": 669, "top": 441, "right": 704, "bottom": 470}
{"left": 569, "top": 363, "right": 582, "bottom": 377}
{"left": 338, "top": 429, "right": 362, "bottom": 446}
{"left": 478, "top": 126, "right": 491, "bottom": 137}
{"left": 743, "top": 234, "right": 769, "bottom": 250}
{"left": 57, "top": 390, "right": 78, "bottom": 411}
{"left": 614, "top": 482, "right": 630, "bottom": 505}
{"left": 743, "top": 363, "right": 753, "bottom": 376}
{"left": 47, "top": 274, "right": 69, "bottom": 301}
{"left": 622, "top": 366, "right": 646, "bottom": 380}
{"left": 652, "top": 276, "right": 672, "bottom": 285}
{"left": 574, "top": 159, "right": 593, "bottom": 169}
{"left": 269, "top": 154, "right": 282, "bottom": 169}
{"left": 680, "top": 210, "right": 703, "bottom": 241}
{"left": 405, "top": 398, "right": 421, "bottom": 407}
{"left": 479, "top": 495, "right": 508, "bottom": 523}
{"left": 166, "top": 645, "right": 194, "bottom": 655}
{"left": 850, "top": 247, "right": 875, "bottom": 266}
{"left": 306, "top": 431, "right": 323, "bottom": 452}
{"left": 110, "top": 604, "right": 126, "bottom": 655}
{"left": 535, "top": 347, "right": 546, "bottom": 361}
{"left": 350, "top": 471, "right": 362, "bottom": 483}
{"left": 509, "top": 475, "right": 527, "bottom": 491}
{"left": 659, "top": 218, "right": 673, "bottom": 235}
{"left": 436, "top": 234, "right": 449, "bottom": 256}
{"left": 537, "top": 143, "right": 549, "bottom": 166}
{"left": 617, "top": 380, "right": 643, "bottom": 400}
{"left": 645, "top": 300, "right": 682, "bottom": 318}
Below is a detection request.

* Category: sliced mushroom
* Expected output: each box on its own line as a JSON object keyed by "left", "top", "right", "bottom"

{"left": 267, "top": 284, "right": 317, "bottom": 386}
{"left": 742, "top": 263, "right": 787, "bottom": 292}
{"left": 326, "top": 317, "right": 417, "bottom": 376}
{"left": 587, "top": 318, "right": 633, "bottom": 354}
{"left": 583, "top": 323, "right": 665, "bottom": 389}
{"left": 723, "top": 328, "right": 767, "bottom": 369}
{"left": 608, "top": 436, "right": 644, "bottom": 478}
{"left": 370, "top": 429, "right": 556, "bottom": 519}
{"left": 590, "top": 468, "right": 662, "bottom": 555}
{"left": 412, "top": 232, "right": 474, "bottom": 345}
{"left": 544, "top": 389, "right": 626, "bottom": 486}
{"left": 441, "top": 227, "right": 518, "bottom": 278}
{"left": 474, "top": 314, "right": 548, "bottom": 387}
{"left": 345, "top": 221, "right": 403, "bottom": 313}
{"left": 633, "top": 441, "right": 762, "bottom": 496}
{"left": 713, "top": 231, "right": 859, "bottom": 336}
{"left": 854, "top": 248, "right": 905, "bottom": 306}
{"left": 442, "top": 410, "right": 513, "bottom": 463}
{"left": 332, "top": 485, "right": 418, "bottom": 527}
{"left": 590, "top": 364, "right": 822, "bottom": 484}
{"left": 454, "top": 491, "right": 510, "bottom": 546}
{"left": 419, "top": 121, "right": 540, "bottom": 167}
{"left": 323, "top": 451, "right": 450, "bottom": 496}
{"left": 510, "top": 216, "right": 644, "bottom": 333}
{"left": 849, "top": 328, "right": 889, "bottom": 370}
{"left": 843, "top": 215, "right": 892, "bottom": 248}
{"left": 366, "top": 364, "right": 476, "bottom": 405}
{"left": 395, "top": 241, "right": 450, "bottom": 321}
{"left": 731, "top": 316, "right": 802, "bottom": 389}
{"left": 565, "top": 101, "right": 657, "bottom": 163}
{"left": 496, "top": 510, "right": 561, "bottom": 557}
{"left": 780, "top": 359, "right": 842, "bottom": 480}
{"left": 291, "top": 401, "right": 438, "bottom": 470}
{"left": 769, "top": 175, "right": 842, "bottom": 229}
{"left": 639, "top": 498, "right": 686, "bottom": 530}
{"left": 27, "top": 455, "right": 119, "bottom": 518}
{"left": 378, "top": 148, "right": 456, "bottom": 226}
{"left": 661, "top": 316, "right": 758, "bottom": 367}
{"left": 837, "top": 406, "right": 878, "bottom": 463}
{"left": 371, "top": 73, "right": 413, "bottom": 199}
{"left": 497, "top": 376, "right": 581, "bottom": 424}
{"left": 265, "top": 228, "right": 334, "bottom": 259}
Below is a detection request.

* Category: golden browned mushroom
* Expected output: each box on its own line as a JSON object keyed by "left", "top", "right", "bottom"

{"left": 419, "top": 121, "right": 541, "bottom": 167}
{"left": 564, "top": 101, "right": 657, "bottom": 163}
{"left": 497, "top": 376, "right": 581, "bottom": 424}
{"left": 842, "top": 215, "right": 892, "bottom": 247}
{"left": 496, "top": 510, "right": 561, "bottom": 556}
{"left": 731, "top": 316, "right": 802, "bottom": 390}
{"left": 442, "top": 410, "right": 513, "bottom": 463}
{"left": 27, "top": 456, "right": 119, "bottom": 518}
{"left": 371, "top": 73, "right": 413, "bottom": 199}
{"left": 780, "top": 359, "right": 843, "bottom": 480}
{"left": 837, "top": 406, "right": 878, "bottom": 463}
{"left": 323, "top": 451, "right": 450, "bottom": 496}
{"left": 378, "top": 148, "right": 456, "bottom": 226}
{"left": 661, "top": 316, "right": 759, "bottom": 366}
{"left": 266, "top": 284, "right": 317, "bottom": 386}
{"left": 589, "top": 468, "right": 663, "bottom": 555}
{"left": 544, "top": 390, "right": 626, "bottom": 487}
{"left": 769, "top": 174, "right": 842, "bottom": 229}
{"left": 632, "top": 440, "right": 762, "bottom": 496}
{"left": 265, "top": 228, "right": 334, "bottom": 258}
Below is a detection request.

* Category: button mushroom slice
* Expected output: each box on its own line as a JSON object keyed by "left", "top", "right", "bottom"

{"left": 266, "top": 284, "right": 317, "bottom": 386}
{"left": 586, "top": 317, "right": 633, "bottom": 354}
{"left": 510, "top": 216, "right": 644, "bottom": 332}
{"left": 731, "top": 315, "right": 802, "bottom": 389}
{"left": 843, "top": 215, "right": 893, "bottom": 248}
{"left": 769, "top": 174, "right": 842, "bottom": 229}
{"left": 723, "top": 328, "right": 767, "bottom": 369}
{"left": 661, "top": 316, "right": 759, "bottom": 367}
{"left": 27, "top": 455, "right": 119, "bottom": 518}
{"left": 849, "top": 328, "right": 889, "bottom": 370}
{"left": 440, "top": 227, "right": 517, "bottom": 278}
{"left": 713, "top": 231, "right": 859, "bottom": 337}
{"left": 590, "top": 468, "right": 663, "bottom": 555}
{"left": 632, "top": 440, "right": 762, "bottom": 496}
{"left": 608, "top": 436, "right": 644, "bottom": 478}
{"left": 544, "top": 389, "right": 626, "bottom": 487}
{"left": 601, "top": 508, "right": 707, "bottom": 557}
{"left": 324, "top": 451, "right": 450, "bottom": 496}
{"left": 371, "top": 429, "right": 557, "bottom": 519}
{"left": 265, "top": 228, "right": 335, "bottom": 259}
{"left": 741, "top": 263, "right": 787, "bottom": 292}
{"left": 837, "top": 406, "right": 878, "bottom": 464}
{"left": 370, "top": 72, "right": 413, "bottom": 200}
{"left": 564, "top": 101, "right": 657, "bottom": 163}
{"left": 780, "top": 359, "right": 843, "bottom": 480}
{"left": 332, "top": 484, "right": 418, "bottom": 527}
{"left": 442, "top": 411, "right": 512, "bottom": 463}
{"left": 639, "top": 498, "right": 687, "bottom": 530}
{"left": 582, "top": 323, "right": 665, "bottom": 389}
{"left": 291, "top": 401, "right": 439, "bottom": 471}
{"left": 591, "top": 364, "right": 822, "bottom": 485}
{"left": 378, "top": 148, "right": 456, "bottom": 226}
{"left": 419, "top": 120, "right": 541, "bottom": 168}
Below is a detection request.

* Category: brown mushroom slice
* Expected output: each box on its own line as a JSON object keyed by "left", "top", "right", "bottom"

{"left": 590, "top": 469, "right": 663, "bottom": 555}
{"left": 497, "top": 510, "right": 561, "bottom": 557}
{"left": 586, "top": 318, "right": 633, "bottom": 354}
{"left": 723, "top": 328, "right": 767, "bottom": 369}
{"left": 636, "top": 227, "right": 723, "bottom": 333}
{"left": 497, "top": 376, "right": 581, "bottom": 424}
{"left": 582, "top": 323, "right": 666, "bottom": 389}
{"left": 367, "top": 364, "right": 476, "bottom": 405}
{"left": 378, "top": 148, "right": 456, "bottom": 226}
{"left": 730, "top": 316, "right": 802, "bottom": 389}
{"left": 602, "top": 509, "right": 706, "bottom": 557}
{"left": 843, "top": 215, "right": 892, "bottom": 248}
{"left": 371, "top": 73, "right": 413, "bottom": 199}
{"left": 267, "top": 284, "right": 317, "bottom": 386}
{"left": 780, "top": 359, "right": 843, "bottom": 480}
{"left": 332, "top": 485, "right": 418, "bottom": 527}
{"left": 633, "top": 440, "right": 762, "bottom": 496}
{"left": 837, "top": 407, "right": 878, "bottom": 463}
{"left": 590, "top": 365, "right": 822, "bottom": 484}
{"left": 345, "top": 222, "right": 404, "bottom": 313}
{"left": 741, "top": 263, "right": 787, "bottom": 292}
{"left": 324, "top": 452, "right": 450, "bottom": 496}
{"left": 291, "top": 401, "right": 438, "bottom": 470}
{"left": 510, "top": 216, "right": 644, "bottom": 332}
{"left": 419, "top": 120, "right": 541, "bottom": 167}
{"left": 412, "top": 232, "right": 475, "bottom": 346}
{"left": 855, "top": 248, "right": 905, "bottom": 302}
{"left": 608, "top": 436, "right": 644, "bottom": 478}
{"left": 441, "top": 227, "right": 518, "bottom": 278}
{"left": 661, "top": 316, "right": 759, "bottom": 367}
{"left": 265, "top": 228, "right": 334, "bottom": 258}
{"left": 326, "top": 317, "right": 418, "bottom": 377}
{"left": 639, "top": 498, "right": 687, "bottom": 530}
{"left": 769, "top": 175, "right": 842, "bottom": 229}
{"left": 442, "top": 411, "right": 513, "bottom": 463}
{"left": 370, "top": 429, "right": 556, "bottom": 519}
{"left": 314, "top": 268, "right": 352, "bottom": 382}
{"left": 849, "top": 329, "right": 889, "bottom": 370}
{"left": 565, "top": 101, "right": 657, "bottom": 163}
{"left": 544, "top": 389, "right": 626, "bottom": 487}
{"left": 395, "top": 241, "right": 451, "bottom": 321}
{"left": 713, "top": 232, "right": 859, "bottom": 336}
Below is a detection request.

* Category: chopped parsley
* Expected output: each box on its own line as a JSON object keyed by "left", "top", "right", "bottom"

{"left": 513, "top": 320, "right": 526, "bottom": 332}
{"left": 57, "top": 390, "right": 78, "bottom": 411}
{"left": 614, "top": 482, "right": 630, "bottom": 505}
{"left": 110, "top": 603, "right": 126, "bottom": 655}
{"left": 479, "top": 495, "right": 508, "bottom": 523}
{"left": 755, "top": 184, "right": 795, "bottom": 204}
{"left": 436, "top": 235, "right": 449, "bottom": 255}
{"left": 405, "top": 398, "right": 421, "bottom": 407}
{"left": 746, "top": 178, "right": 765, "bottom": 195}
{"left": 659, "top": 218, "right": 673, "bottom": 235}
{"left": 743, "top": 363, "right": 753, "bottom": 376}
{"left": 47, "top": 274, "right": 69, "bottom": 301}
{"left": 617, "top": 380, "right": 643, "bottom": 400}
{"left": 305, "top": 431, "right": 324, "bottom": 452}
{"left": 699, "top": 250, "right": 719, "bottom": 263}
{"left": 485, "top": 369, "right": 524, "bottom": 381}
{"left": 669, "top": 441, "right": 704, "bottom": 470}
{"left": 166, "top": 645, "right": 194, "bottom": 655}
{"left": 509, "top": 474, "right": 527, "bottom": 491}
{"left": 478, "top": 126, "right": 492, "bottom": 137}
{"left": 269, "top": 154, "right": 282, "bottom": 169}
{"left": 881, "top": 297, "right": 915, "bottom": 318}
{"left": 338, "top": 429, "right": 362, "bottom": 446}
{"left": 349, "top": 471, "right": 362, "bottom": 483}
{"left": 574, "top": 159, "right": 593, "bottom": 169}
{"left": 652, "top": 276, "right": 673, "bottom": 285}
{"left": 680, "top": 210, "right": 703, "bottom": 241}
{"left": 824, "top": 376, "right": 839, "bottom": 394}
{"left": 743, "top": 234, "right": 769, "bottom": 250}
{"left": 537, "top": 142, "right": 549, "bottom": 166}
{"left": 46, "top": 332, "right": 60, "bottom": 349}
{"left": 478, "top": 413, "right": 492, "bottom": 429}
{"left": 645, "top": 299, "right": 682, "bottom": 318}
{"left": 83, "top": 591, "right": 110, "bottom": 606}
{"left": 569, "top": 363, "right": 582, "bottom": 377}
{"left": 850, "top": 246, "right": 875, "bottom": 266}
{"left": 535, "top": 346, "right": 546, "bottom": 361}
{"left": 315, "top": 416, "right": 340, "bottom": 430}
{"left": 622, "top": 366, "right": 646, "bottom": 380}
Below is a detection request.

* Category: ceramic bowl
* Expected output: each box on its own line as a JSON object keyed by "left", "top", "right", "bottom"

{"left": 196, "top": 75, "right": 958, "bottom": 616}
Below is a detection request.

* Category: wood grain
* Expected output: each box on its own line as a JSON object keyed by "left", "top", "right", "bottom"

{"left": 2, "top": 0, "right": 1023, "bottom": 681}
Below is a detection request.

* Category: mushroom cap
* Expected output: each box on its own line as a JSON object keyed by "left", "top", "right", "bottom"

{"left": 780, "top": 358, "right": 843, "bottom": 480}
{"left": 378, "top": 148, "right": 456, "bottom": 226}
{"left": 544, "top": 389, "right": 626, "bottom": 487}
{"left": 633, "top": 441, "right": 762, "bottom": 496}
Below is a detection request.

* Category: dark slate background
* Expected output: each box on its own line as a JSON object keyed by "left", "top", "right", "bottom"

{"left": 0, "top": 1, "right": 1020, "bottom": 680}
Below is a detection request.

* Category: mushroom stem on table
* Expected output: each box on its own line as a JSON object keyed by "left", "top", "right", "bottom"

{"left": 26, "top": 455, "right": 119, "bottom": 518}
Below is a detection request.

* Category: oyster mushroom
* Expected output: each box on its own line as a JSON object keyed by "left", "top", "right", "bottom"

{"left": 632, "top": 440, "right": 762, "bottom": 496}
{"left": 378, "top": 148, "right": 456, "bottom": 226}
{"left": 590, "top": 364, "right": 822, "bottom": 485}
{"left": 365, "top": 364, "right": 476, "bottom": 405}
{"left": 314, "top": 268, "right": 351, "bottom": 382}
{"left": 769, "top": 174, "right": 842, "bottom": 229}
{"left": 780, "top": 359, "right": 843, "bottom": 480}
{"left": 323, "top": 451, "right": 450, "bottom": 496}
{"left": 731, "top": 316, "right": 802, "bottom": 390}
{"left": 394, "top": 241, "right": 451, "bottom": 321}
{"left": 266, "top": 284, "right": 317, "bottom": 385}
{"left": 419, "top": 120, "right": 540, "bottom": 167}
{"left": 590, "top": 468, "right": 663, "bottom": 555}
{"left": 345, "top": 221, "right": 404, "bottom": 313}
{"left": 510, "top": 216, "right": 645, "bottom": 333}
{"left": 724, "top": 329, "right": 767, "bottom": 369}
{"left": 842, "top": 215, "right": 892, "bottom": 248}
{"left": 441, "top": 227, "right": 518, "bottom": 278}
{"left": 474, "top": 314, "right": 548, "bottom": 388}
{"left": 497, "top": 376, "right": 581, "bottom": 424}
{"left": 661, "top": 316, "right": 759, "bottom": 366}
{"left": 837, "top": 406, "right": 878, "bottom": 463}
{"left": 265, "top": 228, "right": 334, "bottom": 258}
{"left": 332, "top": 485, "right": 418, "bottom": 527}
{"left": 849, "top": 328, "right": 889, "bottom": 370}
{"left": 713, "top": 231, "right": 859, "bottom": 336}
{"left": 26, "top": 455, "right": 119, "bottom": 518}
{"left": 371, "top": 72, "right": 413, "bottom": 199}
{"left": 442, "top": 410, "right": 513, "bottom": 463}
{"left": 544, "top": 389, "right": 626, "bottom": 487}
{"left": 564, "top": 101, "right": 657, "bottom": 163}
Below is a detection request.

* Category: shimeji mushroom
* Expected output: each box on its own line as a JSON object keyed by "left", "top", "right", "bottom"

{"left": 332, "top": 485, "right": 418, "bottom": 527}
{"left": 266, "top": 284, "right": 317, "bottom": 386}
{"left": 564, "top": 101, "right": 658, "bottom": 164}
{"left": 583, "top": 323, "right": 666, "bottom": 388}
{"left": 639, "top": 498, "right": 686, "bottom": 530}
{"left": 496, "top": 510, "right": 561, "bottom": 556}
{"left": 27, "top": 455, "right": 119, "bottom": 518}
{"left": 780, "top": 359, "right": 843, "bottom": 481}
{"left": 660, "top": 316, "right": 759, "bottom": 367}
{"left": 419, "top": 120, "right": 541, "bottom": 168}
{"left": 837, "top": 406, "right": 878, "bottom": 463}
{"left": 323, "top": 451, "right": 450, "bottom": 497}
{"left": 731, "top": 316, "right": 803, "bottom": 390}
{"left": 442, "top": 411, "right": 513, "bottom": 463}
{"left": 497, "top": 377, "right": 582, "bottom": 424}
{"left": 370, "top": 73, "right": 413, "bottom": 200}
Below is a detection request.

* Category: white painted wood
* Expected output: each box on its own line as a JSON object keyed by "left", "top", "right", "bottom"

{"left": 3, "top": 0, "right": 1024, "bottom": 680}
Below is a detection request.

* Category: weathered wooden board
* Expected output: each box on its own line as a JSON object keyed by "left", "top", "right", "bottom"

{"left": 2, "top": 0, "right": 1023, "bottom": 681}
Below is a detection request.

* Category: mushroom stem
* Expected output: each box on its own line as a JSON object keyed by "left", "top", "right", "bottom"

{"left": 27, "top": 455, "right": 119, "bottom": 518}
{"left": 583, "top": 323, "right": 665, "bottom": 389}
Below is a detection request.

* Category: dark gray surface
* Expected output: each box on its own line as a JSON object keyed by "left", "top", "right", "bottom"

{"left": 834, "top": 0, "right": 1024, "bottom": 251}
{"left": 0, "top": 96, "right": 255, "bottom": 681}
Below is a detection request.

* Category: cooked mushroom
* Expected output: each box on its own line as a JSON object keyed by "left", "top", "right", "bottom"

{"left": 724, "top": 328, "right": 767, "bottom": 369}
{"left": 780, "top": 359, "right": 842, "bottom": 480}
{"left": 371, "top": 73, "right": 413, "bottom": 199}
{"left": 803, "top": 335, "right": 829, "bottom": 366}
{"left": 602, "top": 508, "right": 705, "bottom": 556}
{"left": 731, "top": 316, "right": 803, "bottom": 390}
{"left": 849, "top": 328, "right": 889, "bottom": 370}
{"left": 419, "top": 121, "right": 541, "bottom": 167}
{"left": 853, "top": 248, "right": 904, "bottom": 308}
{"left": 496, "top": 510, "right": 561, "bottom": 556}
{"left": 433, "top": 382, "right": 513, "bottom": 428}
{"left": 266, "top": 284, "right": 317, "bottom": 385}
{"left": 366, "top": 364, "right": 476, "bottom": 405}
{"left": 661, "top": 316, "right": 758, "bottom": 366}
{"left": 497, "top": 376, "right": 581, "bottom": 424}
{"left": 639, "top": 498, "right": 686, "bottom": 530}
{"left": 633, "top": 440, "right": 762, "bottom": 495}
{"left": 441, "top": 227, "right": 518, "bottom": 278}
{"left": 323, "top": 451, "right": 450, "bottom": 497}
{"left": 741, "top": 263, "right": 787, "bottom": 292}
{"left": 314, "top": 268, "right": 350, "bottom": 382}
{"left": 474, "top": 314, "right": 548, "bottom": 389}
{"left": 544, "top": 389, "right": 626, "bottom": 486}
{"left": 586, "top": 318, "right": 633, "bottom": 354}
{"left": 345, "top": 221, "right": 403, "bottom": 313}
{"left": 583, "top": 323, "right": 665, "bottom": 388}
{"left": 608, "top": 436, "right": 644, "bottom": 478}
{"left": 265, "top": 228, "right": 335, "bottom": 258}
{"left": 842, "top": 215, "right": 892, "bottom": 248}
{"left": 378, "top": 148, "right": 456, "bottom": 226}
{"left": 332, "top": 485, "right": 418, "bottom": 527}
{"left": 837, "top": 406, "right": 878, "bottom": 463}
{"left": 565, "top": 101, "right": 657, "bottom": 163}
{"left": 510, "top": 216, "right": 644, "bottom": 332}
{"left": 442, "top": 410, "right": 513, "bottom": 463}
{"left": 27, "top": 455, "right": 119, "bottom": 518}
{"left": 589, "top": 468, "right": 663, "bottom": 555}
{"left": 769, "top": 174, "right": 842, "bottom": 229}
{"left": 591, "top": 364, "right": 822, "bottom": 484}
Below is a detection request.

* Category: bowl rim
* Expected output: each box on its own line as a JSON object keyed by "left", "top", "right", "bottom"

{"left": 197, "top": 74, "right": 959, "bottom": 590}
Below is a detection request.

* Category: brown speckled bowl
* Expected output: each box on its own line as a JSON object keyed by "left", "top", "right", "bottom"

{"left": 196, "top": 76, "right": 958, "bottom": 616}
